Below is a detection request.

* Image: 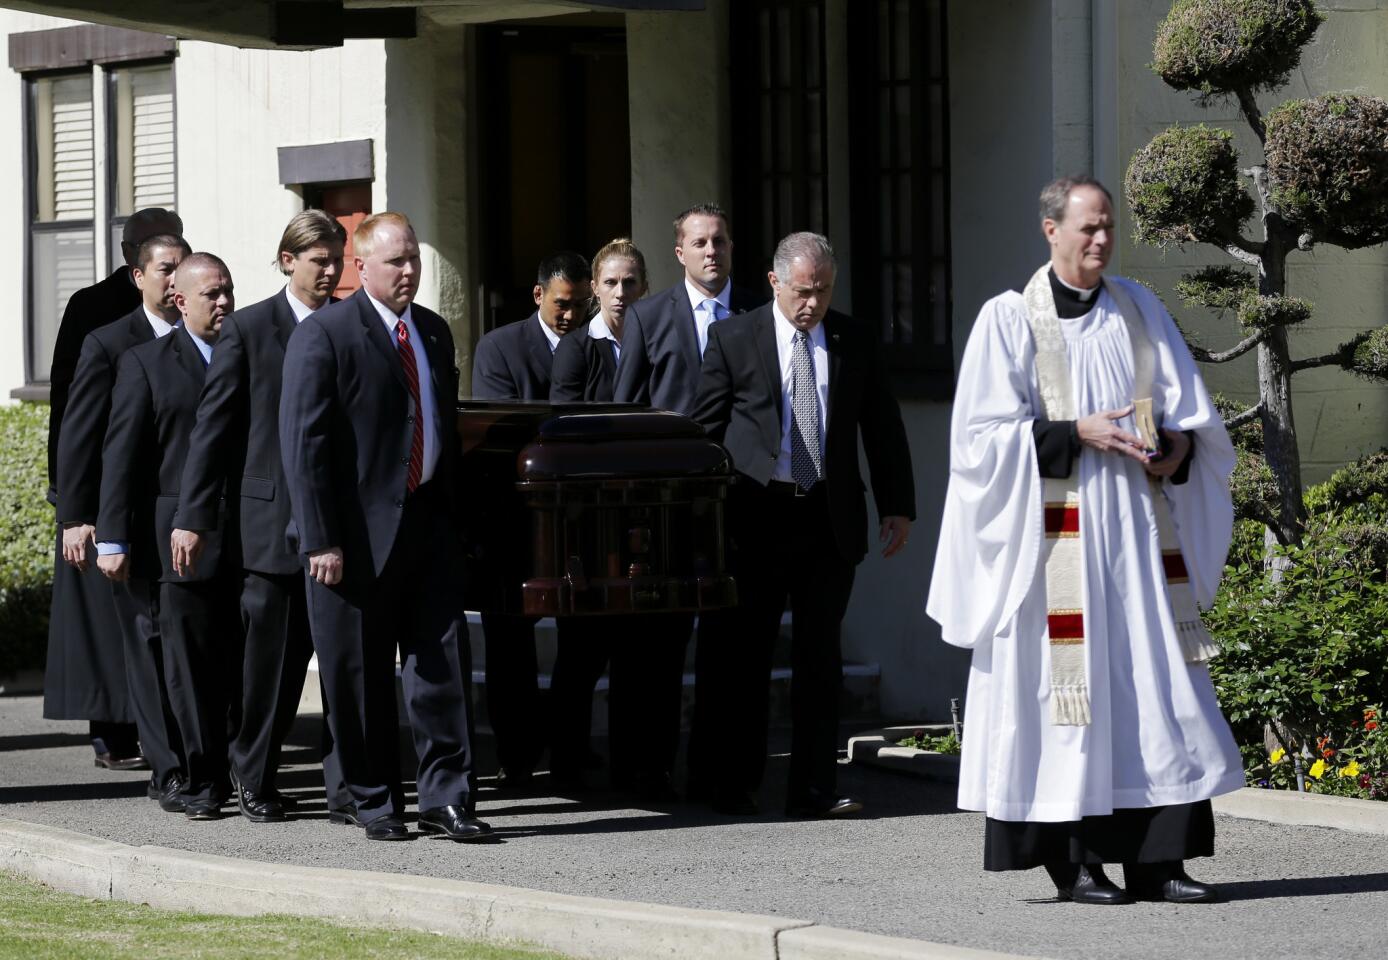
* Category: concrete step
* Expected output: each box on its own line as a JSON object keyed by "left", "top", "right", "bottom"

{"left": 299, "top": 611, "right": 882, "bottom": 733}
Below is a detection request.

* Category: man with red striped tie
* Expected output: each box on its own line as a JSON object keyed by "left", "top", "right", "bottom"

{"left": 927, "top": 176, "right": 1243, "bottom": 905}
{"left": 279, "top": 212, "right": 487, "bottom": 842}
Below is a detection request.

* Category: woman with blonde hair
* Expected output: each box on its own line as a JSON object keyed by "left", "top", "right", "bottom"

{"left": 549, "top": 238, "right": 647, "bottom": 402}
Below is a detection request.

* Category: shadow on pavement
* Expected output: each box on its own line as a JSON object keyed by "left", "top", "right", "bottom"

{"left": 0, "top": 732, "right": 94, "bottom": 752}
{"left": 0, "top": 779, "right": 148, "bottom": 805}
{"left": 1219, "top": 872, "right": 1388, "bottom": 901}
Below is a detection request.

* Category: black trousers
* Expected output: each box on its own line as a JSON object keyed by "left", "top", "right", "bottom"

{"left": 303, "top": 488, "right": 476, "bottom": 823}
{"left": 110, "top": 577, "right": 183, "bottom": 789}
{"left": 550, "top": 614, "right": 687, "bottom": 785}
{"left": 231, "top": 570, "right": 341, "bottom": 803}
{"left": 696, "top": 481, "right": 856, "bottom": 802}
{"left": 43, "top": 527, "right": 134, "bottom": 731}
{"left": 160, "top": 576, "right": 241, "bottom": 802}
{"left": 984, "top": 801, "right": 1216, "bottom": 871}
{"left": 481, "top": 612, "right": 543, "bottom": 775}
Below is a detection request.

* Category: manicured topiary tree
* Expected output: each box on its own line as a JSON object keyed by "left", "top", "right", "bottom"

{"left": 1125, "top": 0, "right": 1388, "bottom": 545}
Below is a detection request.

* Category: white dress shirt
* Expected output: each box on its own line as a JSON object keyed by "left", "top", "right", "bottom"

{"left": 588, "top": 311, "right": 620, "bottom": 361}
{"left": 535, "top": 313, "right": 561, "bottom": 353}
{"left": 364, "top": 290, "right": 440, "bottom": 486}
{"left": 187, "top": 327, "right": 214, "bottom": 366}
{"left": 143, "top": 306, "right": 174, "bottom": 339}
{"left": 98, "top": 308, "right": 175, "bottom": 556}
{"left": 685, "top": 277, "right": 732, "bottom": 358}
{"left": 771, "top": 302, "right": 830, "bottom": 484}
{"left": 285, "top": 286, "right": 319, "bottom": 323}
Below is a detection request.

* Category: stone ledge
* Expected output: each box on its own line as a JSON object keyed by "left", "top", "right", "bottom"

{"left": 0, "top": 818, "right": 1044, "bottom": 960}
{"left": 848, "top": 727, "right": 1388, "bottom": 837}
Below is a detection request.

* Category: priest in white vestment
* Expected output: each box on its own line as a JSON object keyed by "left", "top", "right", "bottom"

{"left": 926, "top": 176, "right": 1244, "bottom": 905}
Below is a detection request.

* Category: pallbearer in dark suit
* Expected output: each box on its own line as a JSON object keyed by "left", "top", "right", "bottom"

{"left": 609, "top": 204, "right": 762, "bottom": 801}
{"left": 69, "top": 234, "right": 191, "bottom": 810}
{"left": 550, "top": 239, "right": 678, "bottom": 800}
{"left": 99, "top": 253, "right": 240, "bottom": 820}
{"left": 471, "top": 251, "right": 593, "bottom": 787}
{"left": 176, "top": 211, "right": 347, "bottom": 823}
{"left": 691, "top": 232, "right": 915, "bottom": 817}
{"left": 280, "top": 213, "right": 488, "bottom": 842}
{"left": 44, "top": 207, "right": 182, "bottom": 769}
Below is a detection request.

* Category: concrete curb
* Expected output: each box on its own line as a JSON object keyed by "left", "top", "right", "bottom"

{"left": 849, "top": 727, "right": 1388, "bottom": 837}
{"left": 0, "top": 818, "right": 1049, "bottom": 960}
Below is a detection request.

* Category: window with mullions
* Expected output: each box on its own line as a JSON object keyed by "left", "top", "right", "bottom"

{"left": 26, "top": 72, "right": 96, "bottom": 384}
{"left": 106, "top": 63, "right": 177, "bottom": 271}
{"left": 848, "top": 0, "right": 953, "bottom": 396}
{"left": 730, "top": 0, "right": 829, "bottom": 287}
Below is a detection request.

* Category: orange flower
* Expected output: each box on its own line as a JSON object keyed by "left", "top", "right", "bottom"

{"left": 1367, "top": 721, "right": 1380, "bottom": 731}
{"left": 1322, "top": 748, "right": 1335, "bottom": 759}
{"left": 1366, "top": 709, "right": 1379, "bottom": 720}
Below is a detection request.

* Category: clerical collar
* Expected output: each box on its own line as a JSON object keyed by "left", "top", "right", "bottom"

{"left": 1048, "top": 267, "right": 1103, "bottom": 320}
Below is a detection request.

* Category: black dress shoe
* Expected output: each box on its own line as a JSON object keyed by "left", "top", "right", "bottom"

{"left": 94, "top": 752, "right": 150, "bottom": 771}
{"left": 363, "top": 815, "right": 410, "bottom": 841}
{"left": 327, "top": 806, "right": 363, "bottom": 827}
{"left": 418, "top": 805, "right": 494, "bottom": 842}
{"left": 1055, "top": 864, "right": 1132, "bottom": 905}
{"left": 785, "top": 794, "right": 864, "bottom": 819}
{"left": 184, "top": 798, "right": 223, "bottom": 821}
{"left": 237, "top": 786, "right": 286, "bottom": 823}
{"left": 1125, "top": 861, "right": 1219, "bottom": 903}
{"left": 710, "top": 789, "right": 759, "bottom": 816}
{"left": 157, "top": 776, "right": 188, "bottom": 813}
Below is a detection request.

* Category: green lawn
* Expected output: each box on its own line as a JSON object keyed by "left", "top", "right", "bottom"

{"left": 0, "top": 871, "right": 573, "bottom": 960}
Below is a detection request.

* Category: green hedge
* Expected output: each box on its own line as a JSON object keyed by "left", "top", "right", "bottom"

{"left": 0, "top": 402, "right": 52, "bottom": 678}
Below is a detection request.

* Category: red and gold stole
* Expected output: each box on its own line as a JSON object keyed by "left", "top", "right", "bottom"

{"left": 1022, "top": 266, "right": 1218, "bottom": 727}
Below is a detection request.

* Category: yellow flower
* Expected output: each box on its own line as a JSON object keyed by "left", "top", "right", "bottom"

{"left": 1308, "top": 759, "right": 1327, "bottom": 779}
{"left": 1270, "top": 748, "right": 1286, "bottom": 764}
{"left": 1339, "top": 761, "right": 1361, "bottom": 779}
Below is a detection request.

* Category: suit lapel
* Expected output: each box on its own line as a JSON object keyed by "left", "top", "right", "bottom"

{"left": 416, "top": 311, "right": 451, "bottom": 408}
{"left": 128, "top": 308, "right": 155, "bottom": 345}
{"left": 174, "top": 327, "right": 209, "bottom": 388}
{"left": 754, "top": 311, "right": 783, "bottom": 451}
{"left": 271, "top": 288, "right": 297, "bottom": 350}
{"left": 356, "top": 290, "right": 409, "bottom": 392}
{"left": 671, "top": 289, "right": 701, "bottom": 373}
{"left": 823, "top": 313, "right": 845, "bottom": 431}
{"left": 523, "top": 313, "right": 554, "bottom": 387}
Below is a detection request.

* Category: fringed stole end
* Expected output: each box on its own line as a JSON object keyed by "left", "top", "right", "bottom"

{"left": 1049, "top": 683, "right": 1091, "bottom": 726}
{"left": 1176, "top": 619, "right": 1220, "bottom": 663}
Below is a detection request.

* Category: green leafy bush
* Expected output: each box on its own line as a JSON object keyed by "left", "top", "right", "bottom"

{"left": 1153, "top": 0, "right": 1324, "bottom": 96}
{"left": 1125, "top": 124, "right": 1255, "bottom": 246}
{"left": 0, "top": 403, "right": 53, "bottom": 678}
{"left": 1208, "top": 456, "right": 1388, "bottom": 797}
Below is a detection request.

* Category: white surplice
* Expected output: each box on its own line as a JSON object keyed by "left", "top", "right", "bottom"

{"left": 926, "top": 276, "right": 1245, "bottom": 822}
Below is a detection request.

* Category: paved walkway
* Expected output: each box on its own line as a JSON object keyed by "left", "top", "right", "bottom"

{"left": 3, "top": 693, "right": 1386, "bottom": 959}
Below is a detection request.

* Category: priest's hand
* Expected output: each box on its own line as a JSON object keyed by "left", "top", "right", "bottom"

{"left": 97, "top": 552, "right": 130, "bottom": 582}
{"left": 1143, "top": 428, "right": 1191, "bottom": 479}
{"left": 62, "top": 523, "right": 95, "bottom": 571}
{"left": 880, "top": 516, "right": 911, "bottom": 559}
{"left": 1077, "top": 405, "right": 1148, "bottom": 462}
{"left": 308, "top": 546, "right": 344, "bottom": 586}
{"left": 170, "top": 528, "right": 205, "bottom": 578}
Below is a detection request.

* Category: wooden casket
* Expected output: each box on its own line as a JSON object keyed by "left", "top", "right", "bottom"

{"left": 455, "top": 401, "right": 737, "bottom": 617}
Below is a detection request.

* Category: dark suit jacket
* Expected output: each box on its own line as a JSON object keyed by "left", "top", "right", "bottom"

{"left": 179, "top": 289, "right": 332, "bottom": 576}
{"left": 98, "top": 326, "right": 229, "bottom": 583}
{"left": 46, "top": 267, "right": 142, "bottom": 503}
{"left": 471, "top": 313, "right": 556, "bottom": 400}
{"left": 279, "top": 288, "right": 460, "bottom": 580}
{"left": 549, "top": 321, "right": 618, "bottom": 402}
{"left": 56, "top": 307, "right": 160, "bottom": 526}
{"left": 691, "top": 306, "right": 916, "bottom": 563}
{"left": 611, "top": 281, "right": 762, "bottom": 415}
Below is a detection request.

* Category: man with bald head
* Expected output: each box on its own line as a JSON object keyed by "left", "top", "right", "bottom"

{"left": 99, "top": 253, "right": 239, "bottom": 819}
{"left": 44, "top": 207, "right": 183, "bottom": 770}
{"left": 281, "top": 213, "right": 487, "bottom": 842}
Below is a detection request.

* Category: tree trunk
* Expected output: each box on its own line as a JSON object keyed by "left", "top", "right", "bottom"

{"left": 1257, "top": 237, "right": 1306, "bottom": 545}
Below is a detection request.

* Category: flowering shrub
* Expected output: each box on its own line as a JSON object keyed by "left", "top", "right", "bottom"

{"left": 1208, "top": 454, "right": 1388, "bottom": 800}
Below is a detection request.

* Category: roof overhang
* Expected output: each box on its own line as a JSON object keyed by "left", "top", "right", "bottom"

{"left": 0, "top": 0, "right": 704, "bottom": 49}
